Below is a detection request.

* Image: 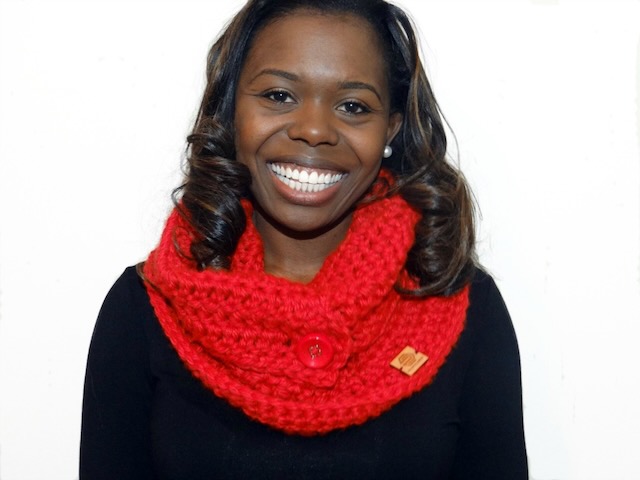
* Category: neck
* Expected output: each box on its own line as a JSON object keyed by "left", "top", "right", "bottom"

{"left": 252, "top": 208, "right": 353, "bottom": 284}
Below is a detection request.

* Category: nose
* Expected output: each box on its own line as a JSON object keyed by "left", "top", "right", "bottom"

{"left": 286, "top": 101, "right": 339, "bottom": 147}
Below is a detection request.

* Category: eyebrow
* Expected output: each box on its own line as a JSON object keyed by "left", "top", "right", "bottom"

{"left": 251, "top": 68, "right": 299, "bottom": 82}
{"left": 338, "top": 81, "right": 381, "bottom": 102}
{"left": 251, "top": 69, "right": 382, "bottom": 102}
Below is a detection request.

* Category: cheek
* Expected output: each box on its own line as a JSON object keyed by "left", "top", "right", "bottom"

{"left": 234, "top": 100, "right": 258, "bottom": 159}
{"left": 234, "top": 112, "right": 279, "bottom": 164}
{"left": 350, "top": 131, "right": 387, "bottom": 167}
{"left": 234, "top": 125, "right": 261, "bottom": 171}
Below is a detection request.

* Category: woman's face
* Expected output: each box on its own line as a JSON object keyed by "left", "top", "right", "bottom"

{"left": 234, "top": 11, "right": 402, "bottom": 235}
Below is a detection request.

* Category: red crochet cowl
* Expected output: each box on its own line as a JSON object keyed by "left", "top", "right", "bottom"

{"left": 143, "top": 190, "right": 469, "bottom": 435}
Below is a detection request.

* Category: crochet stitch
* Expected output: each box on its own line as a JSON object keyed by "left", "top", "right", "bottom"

{"left": 143, "top": 189, "right": 469, "bottom": 435}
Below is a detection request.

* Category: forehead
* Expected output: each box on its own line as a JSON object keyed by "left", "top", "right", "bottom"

{"left": 241, "top": 11, "right": 388, "bottom": 86}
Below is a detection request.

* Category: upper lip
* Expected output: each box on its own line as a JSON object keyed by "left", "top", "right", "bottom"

{"left": 266, "top": 154, "right": 347, "bottom": 173}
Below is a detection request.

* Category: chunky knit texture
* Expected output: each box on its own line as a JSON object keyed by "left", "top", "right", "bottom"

{"left": 143, "top": 191, "right": 469, "bottom": 435}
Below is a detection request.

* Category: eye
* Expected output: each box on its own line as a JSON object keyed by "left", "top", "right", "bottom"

{"left": 338, "top": 101, "right": 371, "bottom": 115}
{"left": 263, "top": 90, "right": 294, "bottom": 104}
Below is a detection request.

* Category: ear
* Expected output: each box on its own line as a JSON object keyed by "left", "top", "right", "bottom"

{"left": 386, "top": 112, "right": 403, "bottom": 145}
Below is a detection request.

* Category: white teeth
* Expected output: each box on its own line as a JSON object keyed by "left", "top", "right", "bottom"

{"left": 269, "top": 163, "right": 345, "bottom": 193}
{"left": 269, "top": 163, "right": 346, "bottom": 192}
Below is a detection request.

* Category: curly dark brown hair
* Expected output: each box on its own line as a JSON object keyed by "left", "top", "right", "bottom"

{"left": 175, "top": 0, "right": 477, "bottom": 296}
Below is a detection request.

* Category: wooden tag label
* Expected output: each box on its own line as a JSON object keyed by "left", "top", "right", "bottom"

{"left": 390, "top": 346, "right": 429, "bottom": 376}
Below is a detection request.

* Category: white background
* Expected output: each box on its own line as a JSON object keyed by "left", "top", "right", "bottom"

{"left": 1, "top": 0, "right": 639, "bottom": 479}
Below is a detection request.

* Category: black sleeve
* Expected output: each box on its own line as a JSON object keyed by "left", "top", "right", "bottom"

{"left": 80, "top": 267, "right": 156, "bottom": 479}
{"left": 451, "top": 272, "right": 529, "bottom": 479}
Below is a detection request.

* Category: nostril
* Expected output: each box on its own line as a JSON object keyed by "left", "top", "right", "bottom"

{"left": 286, "top": 113, "right": 339, "bottom": 147}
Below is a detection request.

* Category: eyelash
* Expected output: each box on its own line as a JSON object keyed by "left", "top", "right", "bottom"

{"left": 263, "top": 90, "right": 293, "bottom": 104}
{"left": 262, "top": 90, "right": 371, "bottom": 115}
{"left": 338, "top": 101, "right": 371, "bottom": 115}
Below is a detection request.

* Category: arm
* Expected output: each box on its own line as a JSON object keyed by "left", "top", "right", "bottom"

{"left": 451, "top": 273, "right": 528, "bottom": 479}
{"left": 80, "top": 268, "right": 156, "bottom": 479}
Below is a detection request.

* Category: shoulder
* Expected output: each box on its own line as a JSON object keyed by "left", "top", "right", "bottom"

{"left": 468, "top": 267, "right": 501, "bottom": 303}
{"left": 463, "top": 267, "right": 519, "bottom": 351}
{"left": 99, "top": 265, "right": 150, "bottom": 314}
{"left": 90, "top": 266, "right": 156, "bottom": 353}
{"left": 92, "top": 265, "right": 190, "bottom": 378}
{"left": 81, "top": 268, "right": 158, "bottom": 476}
{"left": 449, "top": 268, "right": 528, "bottom": 477}
{"left": 466, "top": 267, "right": 510, "bottom": 321}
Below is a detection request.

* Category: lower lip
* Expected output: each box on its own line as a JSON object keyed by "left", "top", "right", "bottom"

{"left": 269, "top": 169, "right": 345, "bottom": 206}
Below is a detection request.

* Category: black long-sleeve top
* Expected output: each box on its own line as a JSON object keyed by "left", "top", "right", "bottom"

{"left": 80, "top": 267, "right": 527, "bottom": 479}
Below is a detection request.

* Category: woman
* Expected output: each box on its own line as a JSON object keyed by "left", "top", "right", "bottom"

{"left": 80, "top": 0, "right": 528, "bottom": 478}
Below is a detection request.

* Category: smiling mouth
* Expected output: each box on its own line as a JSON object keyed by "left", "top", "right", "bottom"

{"left": 269, "top": 163, "right": 346, "bottom": 193}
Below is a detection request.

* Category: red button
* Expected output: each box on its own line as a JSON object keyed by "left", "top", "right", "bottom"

{"left": 295, "top": 333, "right": 334, "bottom": 368}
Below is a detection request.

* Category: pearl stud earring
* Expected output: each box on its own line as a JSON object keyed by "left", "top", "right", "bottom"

{"left": 383, "top": 145, "right": 393, "bottom": 158}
